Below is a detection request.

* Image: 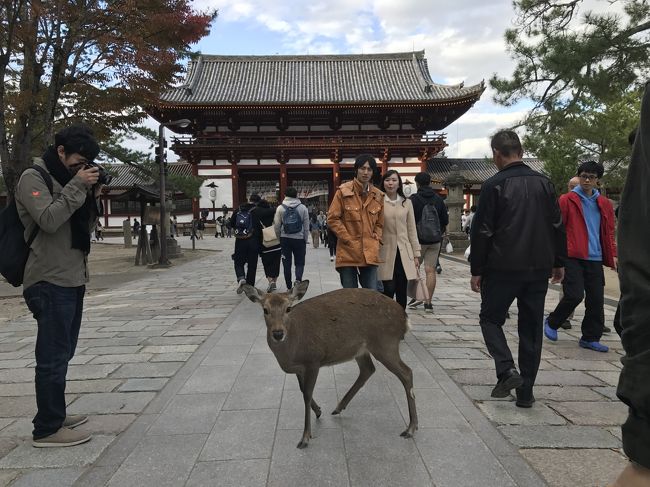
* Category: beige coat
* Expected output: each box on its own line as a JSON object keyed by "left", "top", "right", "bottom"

{"left": 378, "top": 196, "right": 421, "bottom": 281}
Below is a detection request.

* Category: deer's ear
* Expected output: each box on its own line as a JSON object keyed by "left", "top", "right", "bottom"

{"left": 289, "top": 280, "right": 309, "bottom": 302}
{"left": 241, "top": 284, "right": 264, "bottom": 303}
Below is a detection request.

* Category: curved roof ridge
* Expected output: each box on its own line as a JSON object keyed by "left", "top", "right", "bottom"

{"left": 196, "top": 51, "right": 426, "bottom": 62}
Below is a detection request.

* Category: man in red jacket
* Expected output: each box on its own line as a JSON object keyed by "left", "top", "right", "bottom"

{"left": 544, "top": 160, "right": 617, "bottom": 352}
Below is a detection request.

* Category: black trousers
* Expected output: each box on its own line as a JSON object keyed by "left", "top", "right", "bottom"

{"left": 23, "top": 282, "right": 85, "bottom": 439}
{"left": 280, "top": 237, "right": 306, "bottom": 288}
{"left": 233, "top": 238, "right": 259, "bottom": 286}
{"left": 479, "top": 275, "right": 549, "bottom": 390}
{"left": 382, "top": 249, "right": 408, "bottom": 309}
{"left": 260, "top": 245, "right": 281, "bottom": 279}
{"left": 547, "top": 258, "right": 605, "bottom": 342}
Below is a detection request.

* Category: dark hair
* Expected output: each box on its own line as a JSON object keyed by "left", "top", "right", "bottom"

{"left": 249, "top": 193, "right": 261, "bottom": 204}
{"left": 353, "top": 154, "right": 378, "bottom": 178}
{"left": 576, "top": 160, "right": 604, "bottom": 178}
{"left": 285, "top": 187, "right": 298, "bottom": 198}
{"left": 54, "top": 124, "right": 100, "bottom": 161}
{"left": 491, "top": 130, "right": 523, "bottom": 158}
{"left": 470, "top": 205, "right": 477, "bottom": 212}
{"left": 381, "top": 170, "right": 407, "bottom": 206}
{"left": 629, "top": 127, "right": 638, "bottom": 146}
{"left": 414, "top": 172, "right": 431, "bottom": 186}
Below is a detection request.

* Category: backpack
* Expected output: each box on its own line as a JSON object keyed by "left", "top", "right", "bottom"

{"left": 0, "top": 165, "right": 53, "bottom": 287}
{"left": 233, "top": 207, "right": 254, "bottom": 238}
{"left": 282, "top": 204, "right": 303, "bottom": 234}
{"left": 415, "top": 196, "right": 442, "bottom": 244}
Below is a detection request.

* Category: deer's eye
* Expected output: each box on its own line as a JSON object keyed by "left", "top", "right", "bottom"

{"left": 286, "top": 306, "right": 292, "bottom": 313}
{"left": 263, "top": 308, "right": 269, "bottom": 315}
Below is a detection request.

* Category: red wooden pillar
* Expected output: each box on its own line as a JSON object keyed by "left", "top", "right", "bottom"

{"left": 231, "top": 163, "right": 240, "bottom": 207}
{"left": 279, "top": 162, "right": 287, "bottom": 201}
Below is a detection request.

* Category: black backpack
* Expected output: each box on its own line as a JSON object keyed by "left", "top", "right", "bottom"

{"left": 0, "top": 165, "right": 53, "bottom": 287}
{"left": 415, "top": 195, "right": 442, "bottom": 244}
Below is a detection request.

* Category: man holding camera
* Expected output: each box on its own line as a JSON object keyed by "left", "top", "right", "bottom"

{"left": 15, "top": 124, "right": 104, "bottom": 447}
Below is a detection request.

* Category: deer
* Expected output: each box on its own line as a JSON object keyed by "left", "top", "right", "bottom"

{"left": 241, "top": 280, "right": 418, "bottom": 449}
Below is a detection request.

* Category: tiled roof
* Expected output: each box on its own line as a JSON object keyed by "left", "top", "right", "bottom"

{"left": 160, "top": 51, "right": 485, "bottom": 106}
{"left": 104, "top": 162, "right": 193, "bottom": 188}
{"left": 427, "top": 158, "right": 546, "bottom": 184}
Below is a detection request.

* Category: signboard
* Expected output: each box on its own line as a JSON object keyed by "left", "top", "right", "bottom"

{"left": 144, "top": 206, "right": 160, "bottom": 225}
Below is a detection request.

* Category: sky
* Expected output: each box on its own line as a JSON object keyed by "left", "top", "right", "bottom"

{"left": 149, "top": 0, "right": 616, "bottom": 161}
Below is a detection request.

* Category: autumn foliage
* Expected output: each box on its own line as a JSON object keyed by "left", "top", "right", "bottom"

{"left": 0, "top": 0, "right": 216, "bottom": 196}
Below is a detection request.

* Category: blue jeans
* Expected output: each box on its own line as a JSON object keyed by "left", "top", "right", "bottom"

{"left": 339, "top": 266, "right": 378, "bottom": 290}
{"left": 281, "top": 237, "right": 307, "bottom": 288}
{"left": 23, "top": 282, "right": 85, "bottom": 439}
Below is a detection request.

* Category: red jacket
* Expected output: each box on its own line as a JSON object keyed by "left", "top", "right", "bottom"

{"left": 559, "top": 191, "right": 617, "bottom": 268}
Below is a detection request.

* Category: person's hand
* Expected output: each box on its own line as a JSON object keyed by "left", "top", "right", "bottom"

{"left": 414, "top": 257, "right": 420, "bottom": 268}
{"left": 75, "top": 166, "right": 99, "bottom": 187}
{"left": 551, "top": 267, "right": 564, "bottom": 284}
{"left": 470, "top": 275, "right": 481, "bottom": 293}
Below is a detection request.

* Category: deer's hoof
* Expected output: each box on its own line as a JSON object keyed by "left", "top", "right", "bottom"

{"left": 331, "top": 409, "right": 341, "bottom": 415}
{"left": 297, "top": 440, "right": 309, "bottom": 449}
{"left": 314, "top": 407, "right": 322, "bottom": 418}
{"left": 400, "top": 430, "right": 413, "bottom": 438}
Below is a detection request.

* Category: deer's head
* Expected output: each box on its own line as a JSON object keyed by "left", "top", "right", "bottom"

{"left": 241, "top": 280, "right": 310, "bottom": 342}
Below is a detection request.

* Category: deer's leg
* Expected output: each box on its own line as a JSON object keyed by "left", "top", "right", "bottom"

{"left": 297, "top": 367, "right": 319, "bottom": 449}
{"left": 296, "top": 373, "right": 321, "bottom": 418}
{"left": 373, "top": 345, "right": 418, "bottom": 438}
{"left": 332, "top": 353, "right": 375, "bottom": 415}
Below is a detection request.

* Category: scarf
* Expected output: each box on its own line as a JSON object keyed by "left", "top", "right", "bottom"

{"left": 42, "top": 146, "right": 94, "bottom": 253}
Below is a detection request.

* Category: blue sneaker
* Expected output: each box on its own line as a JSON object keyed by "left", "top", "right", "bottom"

{"left": 544, "top": 317, "right": 558, "bottom": 341}
{"left": 579, "top": 339, "right": 609, "bottom": 352}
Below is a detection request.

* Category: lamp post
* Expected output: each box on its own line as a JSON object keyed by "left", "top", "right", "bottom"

{"left": 158, "top": 118, "right": 191, "bottom": 266}
{"left": 206, "top": 182, "right": 218, "bottom": 223}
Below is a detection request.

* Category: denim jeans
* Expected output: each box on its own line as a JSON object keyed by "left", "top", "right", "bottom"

{"left": 281, "top": 237, "right": 306, "bottom": 288}
{"left": 233, "top": 238, "right": 260, "bottom": 286}
{"left": 339, "top": 265, "right": 378, "bottom": 290}
{"left": 23, "top": 282, "right": 85, "bottom": 439}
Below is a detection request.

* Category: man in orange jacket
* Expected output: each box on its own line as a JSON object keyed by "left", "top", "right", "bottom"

{"left": 327, "top": 154, "right": 384, "bottom": 289}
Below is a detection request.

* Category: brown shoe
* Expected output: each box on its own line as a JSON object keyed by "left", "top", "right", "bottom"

{"left": 32, "top": 427, "right": 91, "bottom": 448}
{"left": 63, "top": 415, "right": 88, "bottom": 429}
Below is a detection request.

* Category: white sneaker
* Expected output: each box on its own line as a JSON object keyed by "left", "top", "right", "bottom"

{"left": 330, "top": 256, "right": 334, "bottom": 262}
{"left": 236, "top": 278, "right": 246, "bottom": 294}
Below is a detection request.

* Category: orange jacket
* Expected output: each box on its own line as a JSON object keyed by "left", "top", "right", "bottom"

{"left": 327, "top": 179, "right": 384, "bottom": 268}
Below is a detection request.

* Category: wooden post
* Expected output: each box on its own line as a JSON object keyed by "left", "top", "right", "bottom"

{"left": 279, "top": 162, "right": 287, "bottom": 201}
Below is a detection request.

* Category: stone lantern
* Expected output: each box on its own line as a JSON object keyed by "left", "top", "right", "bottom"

{"left": 443, "top": 164, "right": 469, "bottom": 252}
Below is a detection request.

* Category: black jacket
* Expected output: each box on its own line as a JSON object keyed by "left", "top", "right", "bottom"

{"left": 410, "top": 186, "right": 449, "bottom": 243}
{"left": 230, "top": 202, "right": 262, "bottom": 243}
{"left": 470, "top": 162, "right": 566, "bottom": 279}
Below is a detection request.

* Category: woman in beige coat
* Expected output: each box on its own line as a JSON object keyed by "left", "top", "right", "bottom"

{"left": 378, "top": 170, "right": 421, "bottom": 308}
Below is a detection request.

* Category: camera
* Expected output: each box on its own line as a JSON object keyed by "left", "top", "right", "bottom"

{"left": 85, "top": 162, "right": 113, "bottom": 186}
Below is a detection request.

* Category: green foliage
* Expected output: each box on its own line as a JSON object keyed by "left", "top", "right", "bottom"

{"left": 491, "top": 0, "right": 648, "bottom": 190}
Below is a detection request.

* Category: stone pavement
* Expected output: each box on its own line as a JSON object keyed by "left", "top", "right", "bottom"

{"left": 0, "top": 236, "right": 627, "bottom": 486}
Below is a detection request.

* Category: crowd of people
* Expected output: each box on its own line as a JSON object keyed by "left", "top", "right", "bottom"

{"left": 8, "top": 91, "right": 650, "bottom": 484}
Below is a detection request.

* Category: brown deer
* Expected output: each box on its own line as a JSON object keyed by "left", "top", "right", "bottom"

{"left": 241, "top": 280, "right": 418, "bottom": 449}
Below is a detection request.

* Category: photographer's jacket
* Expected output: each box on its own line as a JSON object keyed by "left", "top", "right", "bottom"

{"left": 15, "top": 160, "right": 97, "bottom": 288}
{"left": 470, "top": 161, "right": 566, "bottom": 279}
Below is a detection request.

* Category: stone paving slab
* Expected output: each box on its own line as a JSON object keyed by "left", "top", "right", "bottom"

{"left": 499, "top": 425, "right": 622, "bottom": 448}
{"left": 0, "top": 240, "right": 629, "bottom": 486}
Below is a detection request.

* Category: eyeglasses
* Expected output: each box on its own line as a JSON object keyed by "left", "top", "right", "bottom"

{"left": 579, "top": 174, "right": 598, "bottom": 181}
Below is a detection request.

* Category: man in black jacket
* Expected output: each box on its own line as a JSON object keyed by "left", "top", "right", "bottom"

{"left": 409, "top": 172, "right": 449, "bottom": 312}
{"left": 470, "top": 130, "right": 566, "bottom": 407}
{"left": 231, "top": 194, "right": 262, "bottom": 290}
{"left": 608, "top": 83, "right": 650, "bottom": 487}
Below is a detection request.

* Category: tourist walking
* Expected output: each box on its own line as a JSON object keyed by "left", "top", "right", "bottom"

{"left": 232, "top": 194, "right": 262, "bottom": 289}
{"left": 408, "top": 172, "right": 448, "bottom": 312}
{"left": 309, "top": 215, "right": 320, "bottom": 249}
{"left": 255, "top": 198, "right": 281, "bottom": 293}
{"left": 543, "top": 160, "right": 617, "bottom": 353}
{"left": 378, "top": 170, "right": 420, "bottom": 309}
{"left": 133, "top": 218, "right": 140, "bottom": 239}
{"left": 471, "top": 130, "right": 566, "bottom": 407}
{"left": 94, "top": 221, "right": 103, "bottom": 241}
{"left": 607, "top": 82, "right": 650, "bottom": 487}
{"left": 15, "top": 124, "right": 103, "bottom": 447}
{"left": 327, "top": 220, "right": 337, "bottom": 262}
{"left": 327, "top": 154, "right": 384, "bottom": 289}
{"left": 273, "top": 187, "right": 309, "bottom": 290}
